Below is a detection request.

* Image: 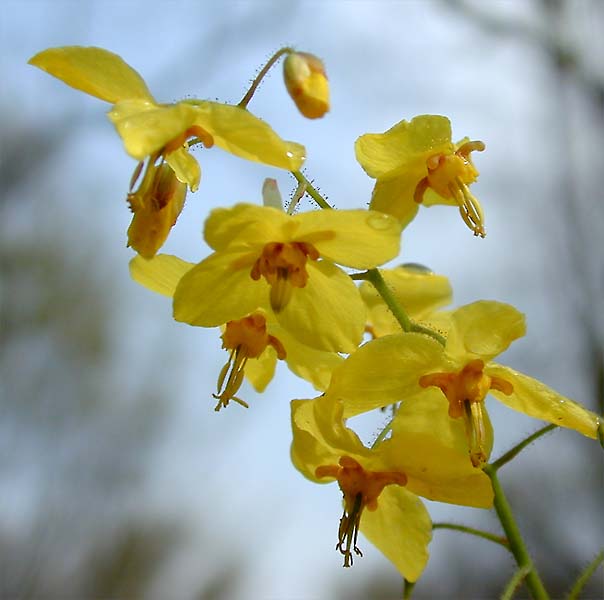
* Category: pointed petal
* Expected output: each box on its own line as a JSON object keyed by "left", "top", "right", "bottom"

{"left": 129, "top": 254, "right": 194, "bottom": 297}
{"left": 355, "top": 115, "right": 452, "bottom": 179}
{"left": 360, "top": 486, "right": 432, "bottom": 582}
{"left": 487, "top": 365, "right": 601, "bottom": 439}
{"left": 328, "top": 334, "right": 445, "bottom": 417}
{"left": 277, "top": 261, "right": 365, "bottom": 353}
{"left": 244, "top": 346, "right": 278, "bottom": 392}
{"left": 173, "top": 250, "right": 269, "bottom": 326}
{"left": 294, "top": 209, "right": 402, "bottom": 269}
{"left": 204, "top": 204, "right": 287, "bottom": 251}
{"left": 29, "top": 46, "right": 154, "bottom": 103}
{"left": 446, "top": 301, "right": 526, "bottom": 364}
{"left": 369, "top": 174, "right": 422, "bottom": 227}
{"left": 191, "top": 102, "right": 306, "bottom": 170}
{"left": 166, "top": 147, "right": 201, "bottom": 191}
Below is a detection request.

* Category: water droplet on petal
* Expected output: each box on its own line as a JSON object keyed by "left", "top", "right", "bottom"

{"left": 366, "top": 212, "right": 395, "bottom": 231}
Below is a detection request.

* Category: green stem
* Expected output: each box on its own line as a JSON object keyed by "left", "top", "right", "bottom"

{"left": 238, "top": 47, "right": 294, "bottom": 109}
{"left": 403, "top": 579, "right": 415, "bottom": 599}
{"left": 491, "top": 424, "right": 557, "bottom": 470}
{"left": 483, "top": 464, "right": 549, "bottom": 600}
{"left": 566, "top": 549, "right": 604, "bottom": 600}
{"left": 501, "top": 566, "right": 532, "bottom": 600}
{"left": 290, "top": 170, "right": 332, "bottom": 210}
{"left": 432, "top": 522, "right": 509, "bottom": 548}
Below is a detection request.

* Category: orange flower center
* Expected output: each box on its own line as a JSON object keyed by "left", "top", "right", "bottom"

{"left": 414, "top": 140, "right": 486, "bottom": 237}
{"left": 419, "top": 359, "right": 513, "bottom": 466}
{"left": 162, "top": 124, "right": 214, "bottom": 154}
{"left": 213, "top": 312, "right": 286, "bottom": 411}
{"left": 250, "top": 241, "right": 320, "bottom": 312}
{"left": 315, "top": 456, "right": 407, "bottom": 567}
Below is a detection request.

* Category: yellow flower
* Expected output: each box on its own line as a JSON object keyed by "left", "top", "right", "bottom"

{"left": 29, "top": 46, "right": 306, "bottom": 256}
{"left": 283, "top": 52, "right": 329, "bottom": 119}
{"left": 355, "top": 115, "right": 486, "bottom": 236}
{"left": 361, "top": 264, "right": 453, "bottom": 339}
{"left": 129, "top": 254, "right": 343, "bottom": 409}
{"left": 291, "top": 392, "right": 493, "bottom": 581}
{"left": 171, "top": 203, "right": 402, "bottom": 353}
{"left": 328, "top": 300, "right": 602, "bottom": 466}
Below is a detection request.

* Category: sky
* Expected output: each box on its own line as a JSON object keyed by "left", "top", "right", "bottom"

{"left": 2, "top": 1, "right": 603, "bottom": 598}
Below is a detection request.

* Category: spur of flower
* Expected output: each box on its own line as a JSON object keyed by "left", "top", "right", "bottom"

{"left": 291, "top": 391, "right": 493, "bottom": 581}
{"left": 355, "top": 115, "right": 486, "bottom": 236}
{"left": 29, "top": 46, "right": 306, "bottom": 257}
{"left": 361, "top": 264, "right": 453, "bottom": 339}
{"left": 171, "top": 203, "right": 402, "bottom": 353}
{"left": 130, "top": 254, "right": 343, "bottom": 409}
{"left": 328, "top": 300, "right": 602, "bottom": 466}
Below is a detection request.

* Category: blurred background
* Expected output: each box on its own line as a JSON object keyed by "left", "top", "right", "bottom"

{"left": 1, "top": 0, "right": 603, "bottom": 598}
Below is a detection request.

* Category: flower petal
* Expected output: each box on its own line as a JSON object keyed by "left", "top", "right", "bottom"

{"left": 109, "top": 101, "right": 197, "bottom": 160}
{"left": 369, "top": 175, "right": 422, "bottom": 227}
{"left": 129, "top": 254, "right": 194, "bottom": 297}
{"left": 328, "top": 333, "right": 445, "bottom": 417}
{"left": 385, "top": 389, "right": 494, "bottom": 507}
{"left": 166, "top": 147, "right": 201, "bottom": 191}
{"left": 360, "top": 486, "right": 431, "bottom": 582}
{"left": 293, "top": 209, "right": 402, "bottom": 269}
{"left": 290, "top": 395, "right": 369, "bottom": 482}
{"left": 204, "top": 204, "right": 288, "bottom": 251}
{"left": 29, "top": 46, "right": 154, "bottom": 103}
{"left": 173, "top": 250, "right": 269, "bottom": 326}
{"left": 446, "top": 301, "right": 526, "bottom": 364}
{"left": 277, "top": 261, "right": 366, "bottom": 353}
{"left": 191, "top": 101, "right": 306, "bottom": 170}
{"left": 487, "top": 364, "right": 601, "bottom": 439}
{"left": 355, "top": 115, "right": 453, "bottom": 179}
{"left": 244, "top": 346, "right": 278, "bottom": 393}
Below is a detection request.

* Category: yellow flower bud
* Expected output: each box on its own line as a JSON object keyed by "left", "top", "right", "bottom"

{"left": 283, "top": 52, "right": 329, "bottom": 119}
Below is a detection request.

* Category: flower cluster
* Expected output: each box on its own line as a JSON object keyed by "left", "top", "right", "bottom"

{"left": 30, "top": 45, "right": 602, "bottom": 589}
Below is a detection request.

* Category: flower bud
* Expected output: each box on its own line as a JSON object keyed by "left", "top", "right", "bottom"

{"left": 283, "top": 52, "right": 329, "bottom": 119}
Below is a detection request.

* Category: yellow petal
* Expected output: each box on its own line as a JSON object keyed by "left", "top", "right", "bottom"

{"left": 244, "top": 346, "right": 278, "bottom": 392}
{"left": 277, "top": 261, "right": 366, "bottom": 353}
{"left": 487, "top": 364, "right": 601, "bottom": 439}
{"left": 173, "top": 250, "right": 269, "bottom": 326}
{"left": 369, "top": 175, "right": 422, "bottom": 227}
{"left": 328, "top": 333, "right": 445, "bottom": 417}
{"left": 360, "top": 486, "right": 431, "bottom": 582}
{"left": 290, "top": 395, "right": 371, "bottom": 481}
{"left": 386, "top": 389, "right": 494, "bottom": 508}
{"left": 446, "top": 301, "right": 526, "bottom": 364}
{"left": 129, "top": 254, "right": 194, "bottom": 297}
{"left": 204, "top": 204, "right": 288, "bottom": 252}
{"left": 29, "top": 46, "right": 154, "bottom": 103}
{"left": 109, "top": 101, "right": 197, "bottom": 160}
{"left": 166, "top": 147, "right": 201, "bottom": 191}
{"left": 191, "top": 101, "right": 306, "bottom": 170}
{"left": 274, "top": 323, "right": 343, "bottom": 390}
{"left": 355, "top": 115, "right": 453, "bottom": 179}
{"left": 293, "top": 209, "right": 402, "bottom": 269}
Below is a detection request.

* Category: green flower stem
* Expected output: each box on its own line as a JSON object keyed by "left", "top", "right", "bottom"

{"left": 432, "top": 522, "right": 509, "bottom": 548}
{"left": 566, "top": 550, "right": 604, "bottom": 600}
{"left": 491, "top": 424, "right": 557, "bottom": 471}
{"left": 238, "top": 46, "right": 294, "bottom": 109}
{"left": 290, "top": 170, "right": 332, "bottom": 210}
{"left": 483, "top": 464, "right": 549, "bottom": 600}
{"left": 354, "top": 269, "right": 447, "bottom": 346}
{"left": 402, "top": 579, "right": 415, "bottom": 600}
{"left": 501, "top": 566, "right": 532, "bottom": 600}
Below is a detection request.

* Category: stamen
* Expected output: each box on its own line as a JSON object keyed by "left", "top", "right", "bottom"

{"left": 163, "top": 125, "right": 214, "bottom": 155}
